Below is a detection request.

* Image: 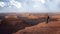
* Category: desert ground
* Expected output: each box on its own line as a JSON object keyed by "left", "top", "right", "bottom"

{"left": 0, "top": 13, "right": 60, "bottom": 34}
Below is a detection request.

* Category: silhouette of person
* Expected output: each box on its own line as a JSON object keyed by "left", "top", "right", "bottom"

{"left": 46, "top": 15, "right": 49, "bottom": 23}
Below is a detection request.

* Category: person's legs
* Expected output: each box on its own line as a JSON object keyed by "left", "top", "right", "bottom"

{"left": 46, "top": 18, "right": 48, "bottom": 24}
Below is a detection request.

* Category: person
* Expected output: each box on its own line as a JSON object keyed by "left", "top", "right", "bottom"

{"left": 46, "top": 15, "right": 49, "bottom": 23}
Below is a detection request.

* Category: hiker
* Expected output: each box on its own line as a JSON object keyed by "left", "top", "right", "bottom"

{"left": 46, "top": 15, "right": 49, "bottom": 23}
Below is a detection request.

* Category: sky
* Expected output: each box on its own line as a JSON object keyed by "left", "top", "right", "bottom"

{"left": 0, "top": 0, "right": 60, "bottom": 13}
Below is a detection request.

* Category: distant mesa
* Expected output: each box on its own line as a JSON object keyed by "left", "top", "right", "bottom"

{"left": 21, "top": 14, "right": 40, "bottom": 19}
{"left": 5, "top": 15, "right": 18, "bottom": 19}
{"left": 27, "top": 15, "right": 40, "bottom": 19}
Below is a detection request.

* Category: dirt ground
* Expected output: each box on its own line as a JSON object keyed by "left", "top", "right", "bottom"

{"left": 12, "top": 15, "right": 60, "bottom": 34}
{"left": 0, "top": 13, "right": 60, "bottom": 34}
{"left": 12, "top": 21, "right": 60, "bottom": 34}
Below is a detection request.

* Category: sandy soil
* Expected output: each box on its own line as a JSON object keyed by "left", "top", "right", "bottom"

{"left": 13, "top": 20, "right": 60, "bottom": 34}
{"left": 0, "top": 13, "right": 60, "bottom": 34}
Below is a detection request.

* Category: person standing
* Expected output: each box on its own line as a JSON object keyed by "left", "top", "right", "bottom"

{"left": 45, "top": 14, "right": 50, "bottom": 24}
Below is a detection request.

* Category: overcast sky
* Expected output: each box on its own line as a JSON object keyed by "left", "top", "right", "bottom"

{"left": 0, "top": 0, "right": 60, "bottom": 13}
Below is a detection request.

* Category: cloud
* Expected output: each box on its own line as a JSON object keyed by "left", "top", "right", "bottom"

{"left": 40, "top": 0, "right": 46, "bottom": 4}
{"left": 45, "top": 0, "right": 60, "bottom": 11}
{"left": 0, "top": 0, "right": 60, "bottom": 13}
{"left": 32, "top": 0, "right": 46, "bottom": 3}
{"left": 0, "top": 2, "right": 5, "bottom": 7}
{"left": 10, "top": 0, "right": 22, "bottom": 8}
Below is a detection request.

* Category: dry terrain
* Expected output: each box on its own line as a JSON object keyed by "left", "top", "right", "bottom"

{"left": 0, "top": 13, "right": 60, "bottom": 34}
